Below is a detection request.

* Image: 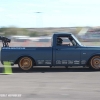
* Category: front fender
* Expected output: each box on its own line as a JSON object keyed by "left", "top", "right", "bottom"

{"left": 86, "top": 53, "right": 100, "bottom": 64}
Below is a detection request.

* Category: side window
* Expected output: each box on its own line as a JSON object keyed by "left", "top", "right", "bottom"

{"left": 57, "top": 37, "right": 73, "bottom": 46}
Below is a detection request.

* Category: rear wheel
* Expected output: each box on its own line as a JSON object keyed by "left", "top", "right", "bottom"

{"left": 18, "top": 57, "right": 33, "bottom": 71}
{"left": 90, "top": 56, "right": 100, "bottom": 69}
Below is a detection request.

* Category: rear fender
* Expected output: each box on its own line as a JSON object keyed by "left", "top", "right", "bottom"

{"left": 14, "top": 54, "right": 36, "bottom": 64}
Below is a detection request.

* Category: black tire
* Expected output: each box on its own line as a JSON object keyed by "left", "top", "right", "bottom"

{"left": 90, "top": 55, "right": 100, "bottom": 70}
{"left": 18, "top": 56, "right": 33, "bottom": 71}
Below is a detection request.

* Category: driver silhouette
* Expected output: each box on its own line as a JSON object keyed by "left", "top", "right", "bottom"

{"left": 57, "top": 37, "right": 63, "bottom": 45}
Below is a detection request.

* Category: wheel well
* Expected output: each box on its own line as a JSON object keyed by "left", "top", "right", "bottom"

{"left": 14, "top": 56, "right": 36, "bottom": 66}
{"left": 86, "top": 54, "right": 100, "bottom": 66}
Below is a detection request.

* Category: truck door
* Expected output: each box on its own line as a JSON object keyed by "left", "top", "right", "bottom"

{"left": 54, "top": 37, "right": 81, "bottom": 66}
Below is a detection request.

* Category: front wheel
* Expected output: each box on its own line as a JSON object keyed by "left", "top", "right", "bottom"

{"left": 18, "top": 57, "right": 33, "bottom": 71}
{"left": 90, "top": 56, "right": 100, "bottom": 70}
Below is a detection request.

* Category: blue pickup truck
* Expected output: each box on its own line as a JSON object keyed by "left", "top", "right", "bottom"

{"left": 1, "top": 33, "right": 100, "bottom": 71}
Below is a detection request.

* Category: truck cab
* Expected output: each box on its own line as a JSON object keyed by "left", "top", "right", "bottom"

{"left": 52, "top": 33, "right": 82, "bottom": 66}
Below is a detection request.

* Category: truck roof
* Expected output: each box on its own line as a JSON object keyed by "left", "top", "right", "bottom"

{"left": 53, "top": 32, "right": 72, "bottom": 36}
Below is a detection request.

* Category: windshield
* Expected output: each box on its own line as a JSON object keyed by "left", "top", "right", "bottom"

{"left": 72, "top": 35, "right": 83, "bottom": 46}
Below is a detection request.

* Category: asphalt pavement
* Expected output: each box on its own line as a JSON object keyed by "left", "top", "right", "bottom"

{"left": 0, "top": 64, "right": 100, "bottom": 100}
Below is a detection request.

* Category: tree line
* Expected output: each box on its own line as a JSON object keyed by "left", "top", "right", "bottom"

{"left": 0, "top": 27, "right": 40, "bottom": 37}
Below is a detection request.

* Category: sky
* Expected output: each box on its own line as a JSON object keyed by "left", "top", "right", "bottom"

{"left": 0, "top": 0, "right": 100, "bottom": 28}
